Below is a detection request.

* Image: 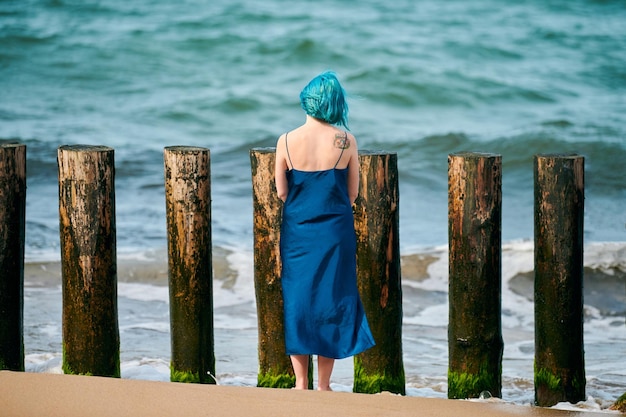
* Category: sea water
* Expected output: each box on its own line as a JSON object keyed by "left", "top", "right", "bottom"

{"left": 2, "top": 0, "right": 625, "bottom": 411}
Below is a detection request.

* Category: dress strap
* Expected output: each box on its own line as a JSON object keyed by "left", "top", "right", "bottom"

{"left": 285, "top": 132, "right": 294, "bottom": 170}
{"left": 333, "top": 132, "right": 348, "bottom": 169}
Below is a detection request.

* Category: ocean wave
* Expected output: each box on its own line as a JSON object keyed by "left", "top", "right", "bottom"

{"left": 366, "top": 128, "right": 626, "bottom": 194}
{"left": 3, "top": 0, "right": 625, "bottom": 253}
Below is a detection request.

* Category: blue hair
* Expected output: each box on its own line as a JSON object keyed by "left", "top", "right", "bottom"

{"left": 299, "top": 71, "right": 349, "bottom": 129}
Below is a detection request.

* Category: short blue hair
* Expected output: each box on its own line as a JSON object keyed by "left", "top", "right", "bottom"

{"left": 300, "top": 71, "right": 349, "bottom": 129}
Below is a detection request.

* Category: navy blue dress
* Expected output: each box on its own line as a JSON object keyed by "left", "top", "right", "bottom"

{"left": 280, "top": 139, "right": 375, "bottom": 359}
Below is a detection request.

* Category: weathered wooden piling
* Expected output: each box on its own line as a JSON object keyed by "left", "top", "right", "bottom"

{"left": 447, "top": 152, "right": 503, "bottom": 399}
{"left": 164, "top": 146, "right": 215, "bottom": 384}
{"left": 534, "top": 154, "right": 585, "bottom": 407}
{"left": 250, "top": 147, "right": 298, "bottom": 388}
{"left": 353, "top": 151, "right": 405, "bottom": 395}
{"left": 0, "top": 143, "right": 26, "bottom": 372}
{"left": 57, "top": 145, "right": 119, "bottom": 377}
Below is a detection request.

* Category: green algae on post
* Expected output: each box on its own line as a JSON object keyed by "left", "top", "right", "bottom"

{"left": 353, "top": 356, "right": 405, "bottom": 395}
{"left": 257, "top": 372, "right": 295, "bottom": 389}
{"left": 170, "top": 366, "right": 200, "bottom": 384}
{"left": 257, "top": 360, "right": 313, "bottom": 389}
{"left": 448, "top": 364, "right": 499, "bottom": 399}
{"left": 534, "top": 365, "right": 585, "bottom": 407}
{"left": 170, "top": 361, "right": 217, "bottom": 384}
{"left": 610, "top": 392, "right": 626, "bottom": 412}
{"left": 62, "top": 342, "right": 110, "bottom": 377}
{"left": 534, "top": 367, "right": 561, "bottom": 391}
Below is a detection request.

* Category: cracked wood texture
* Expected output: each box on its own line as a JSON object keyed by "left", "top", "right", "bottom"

{"left": 448, "top": 152, "right": 503, "bottom": 399}
{"left": 534, "top": 154, "right": 585, "bottom": 407}
{"left": 250, "top": 148, "right": 295, "bottom": 387}
{"left": 58, "top": 145, "right": 119, "bottom": 377}
{"left": 353, "top": 151, "right": 404, "bottom": 395}
{"left": 164, "top": 146, "right": 215, "bottom": 384}
{"left": 0, "top": 143, "right": 26, "bottom": 371}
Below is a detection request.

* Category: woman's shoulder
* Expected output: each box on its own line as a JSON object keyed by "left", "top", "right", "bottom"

{"left": 332, "top": 127, "right": 356, "bottom": 140}
{"left": 335, "top": 130, "right": 357, "bottom": 150}
{"left": 278, "top": 125, "right": 307, "bottom": 141}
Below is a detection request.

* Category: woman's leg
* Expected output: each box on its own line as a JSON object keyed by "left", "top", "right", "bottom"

{"left": 317, "top": 356, "right": 335, "bottom": 391}
{"left": 290, "top": 355, "right": 309, "bottom": 389}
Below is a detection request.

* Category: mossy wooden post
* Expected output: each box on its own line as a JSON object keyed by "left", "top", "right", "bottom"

{"left": 610, "top": 392, "right": 626, "bottom": 412}
{"left": 448, "top": 152, "right": 503, "bottom": 399}
{"left": 164, "top": 146, "right": 215, "bottom": 384}
{"left": 353, "top": 150, "right": 405, "bottom": 395}
{"left": 0, "top": 143, "right": 26, "bottom": 371}
{"left": 58, "top": 145, "right": 120, "bottom": 377}
{"left": 534, "top": 154, "right": 585, "bottom": 407}
{"left": 250, "top": 147, "right": 303, "bottom": 388}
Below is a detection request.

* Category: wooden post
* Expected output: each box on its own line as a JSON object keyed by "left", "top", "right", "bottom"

{"left": 448, "top": 152, "right": 503, "bottom": 399}
{"left": 164, "top": 146, "right": 215, "bottom": 384}
{"left": 534, "top": 154, "right": 585, "bottom": 407}
{"left": 250, "top": 147, "right": 299, "bottom": 388}
{"left": 353, "top": 150, "right": 405, "bottom": 395}
{"left": 58, "top": 145, "right": 119, "bottom": 377}
{"left": 0, "top": 143, "right": 26, "bottom": 372}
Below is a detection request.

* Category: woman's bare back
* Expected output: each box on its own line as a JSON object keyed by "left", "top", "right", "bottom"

{"left": 275, "top": 115, "right": 360, "bottom": 204}
{"left": 284, "top": 123, "right": 354, "bottom": 172}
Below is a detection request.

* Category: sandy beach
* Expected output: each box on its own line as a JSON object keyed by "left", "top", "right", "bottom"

{"left": 0, "top": 371, "right": 615, "bottom": 417}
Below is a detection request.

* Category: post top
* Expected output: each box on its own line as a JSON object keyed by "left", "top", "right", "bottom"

{"left": 534, "top": 153, "right": 583, "bottom": 160}
{"left": 449, "top": 151, "right": 501, "bottom": 159}
{"left": 0, "top": 141, "right": 25, "bottom": 149}
{"left": 164, "top": 146, "right": 210, "bottom": 153}
{"left": 58, "top": 145, "right": 113, "bottom": 152}
{"left": 250, "top": 147, "right": 276, "bottom": 154}
{"left": 358, "top": 150, "right": 397, "bottom": 156}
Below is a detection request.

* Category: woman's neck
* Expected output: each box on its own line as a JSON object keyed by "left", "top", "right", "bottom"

{"left": 305, "top": 115, "right": 329, "bottom": 126}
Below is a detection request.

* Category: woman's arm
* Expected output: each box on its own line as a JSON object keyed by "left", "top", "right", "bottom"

{"left": 275, "top": 134, "right": 289, "bottom": 202}
{"left": 347, "top": 134, "right": 360, "bottom": 205}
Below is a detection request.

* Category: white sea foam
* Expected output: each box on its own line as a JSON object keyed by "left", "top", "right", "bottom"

{"left": 25, "top": 353, "right": 63, "bottom": 374}
{"left": 221, "top": 246, "right": 256, "bottom": 306}
{"left": 121, "top": 358, "right": 170, "bottom": 381}
{"left": 119, "top": 282, "right": 169, "bottom": 303}
{"left": 119, "top": 321, "right": 170, "bottom": 333}
{"left": 403, "top": 304, "right": 449, "bottom": 327}
{"left": 214, "top": 313, "right": 256, "bottom": 330}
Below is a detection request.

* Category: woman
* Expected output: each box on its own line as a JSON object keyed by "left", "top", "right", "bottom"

{"left": 275, "top": 71, "right": 375, "bottom": 391}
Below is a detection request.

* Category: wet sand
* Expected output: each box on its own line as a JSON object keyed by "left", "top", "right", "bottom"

{"left": 0, "top": 371, "right": 611, "bottom": 417}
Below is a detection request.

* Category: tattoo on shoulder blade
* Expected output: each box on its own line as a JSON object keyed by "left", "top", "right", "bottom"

{"left": 334, "top": 134, "right": 350, "bottom": 150}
